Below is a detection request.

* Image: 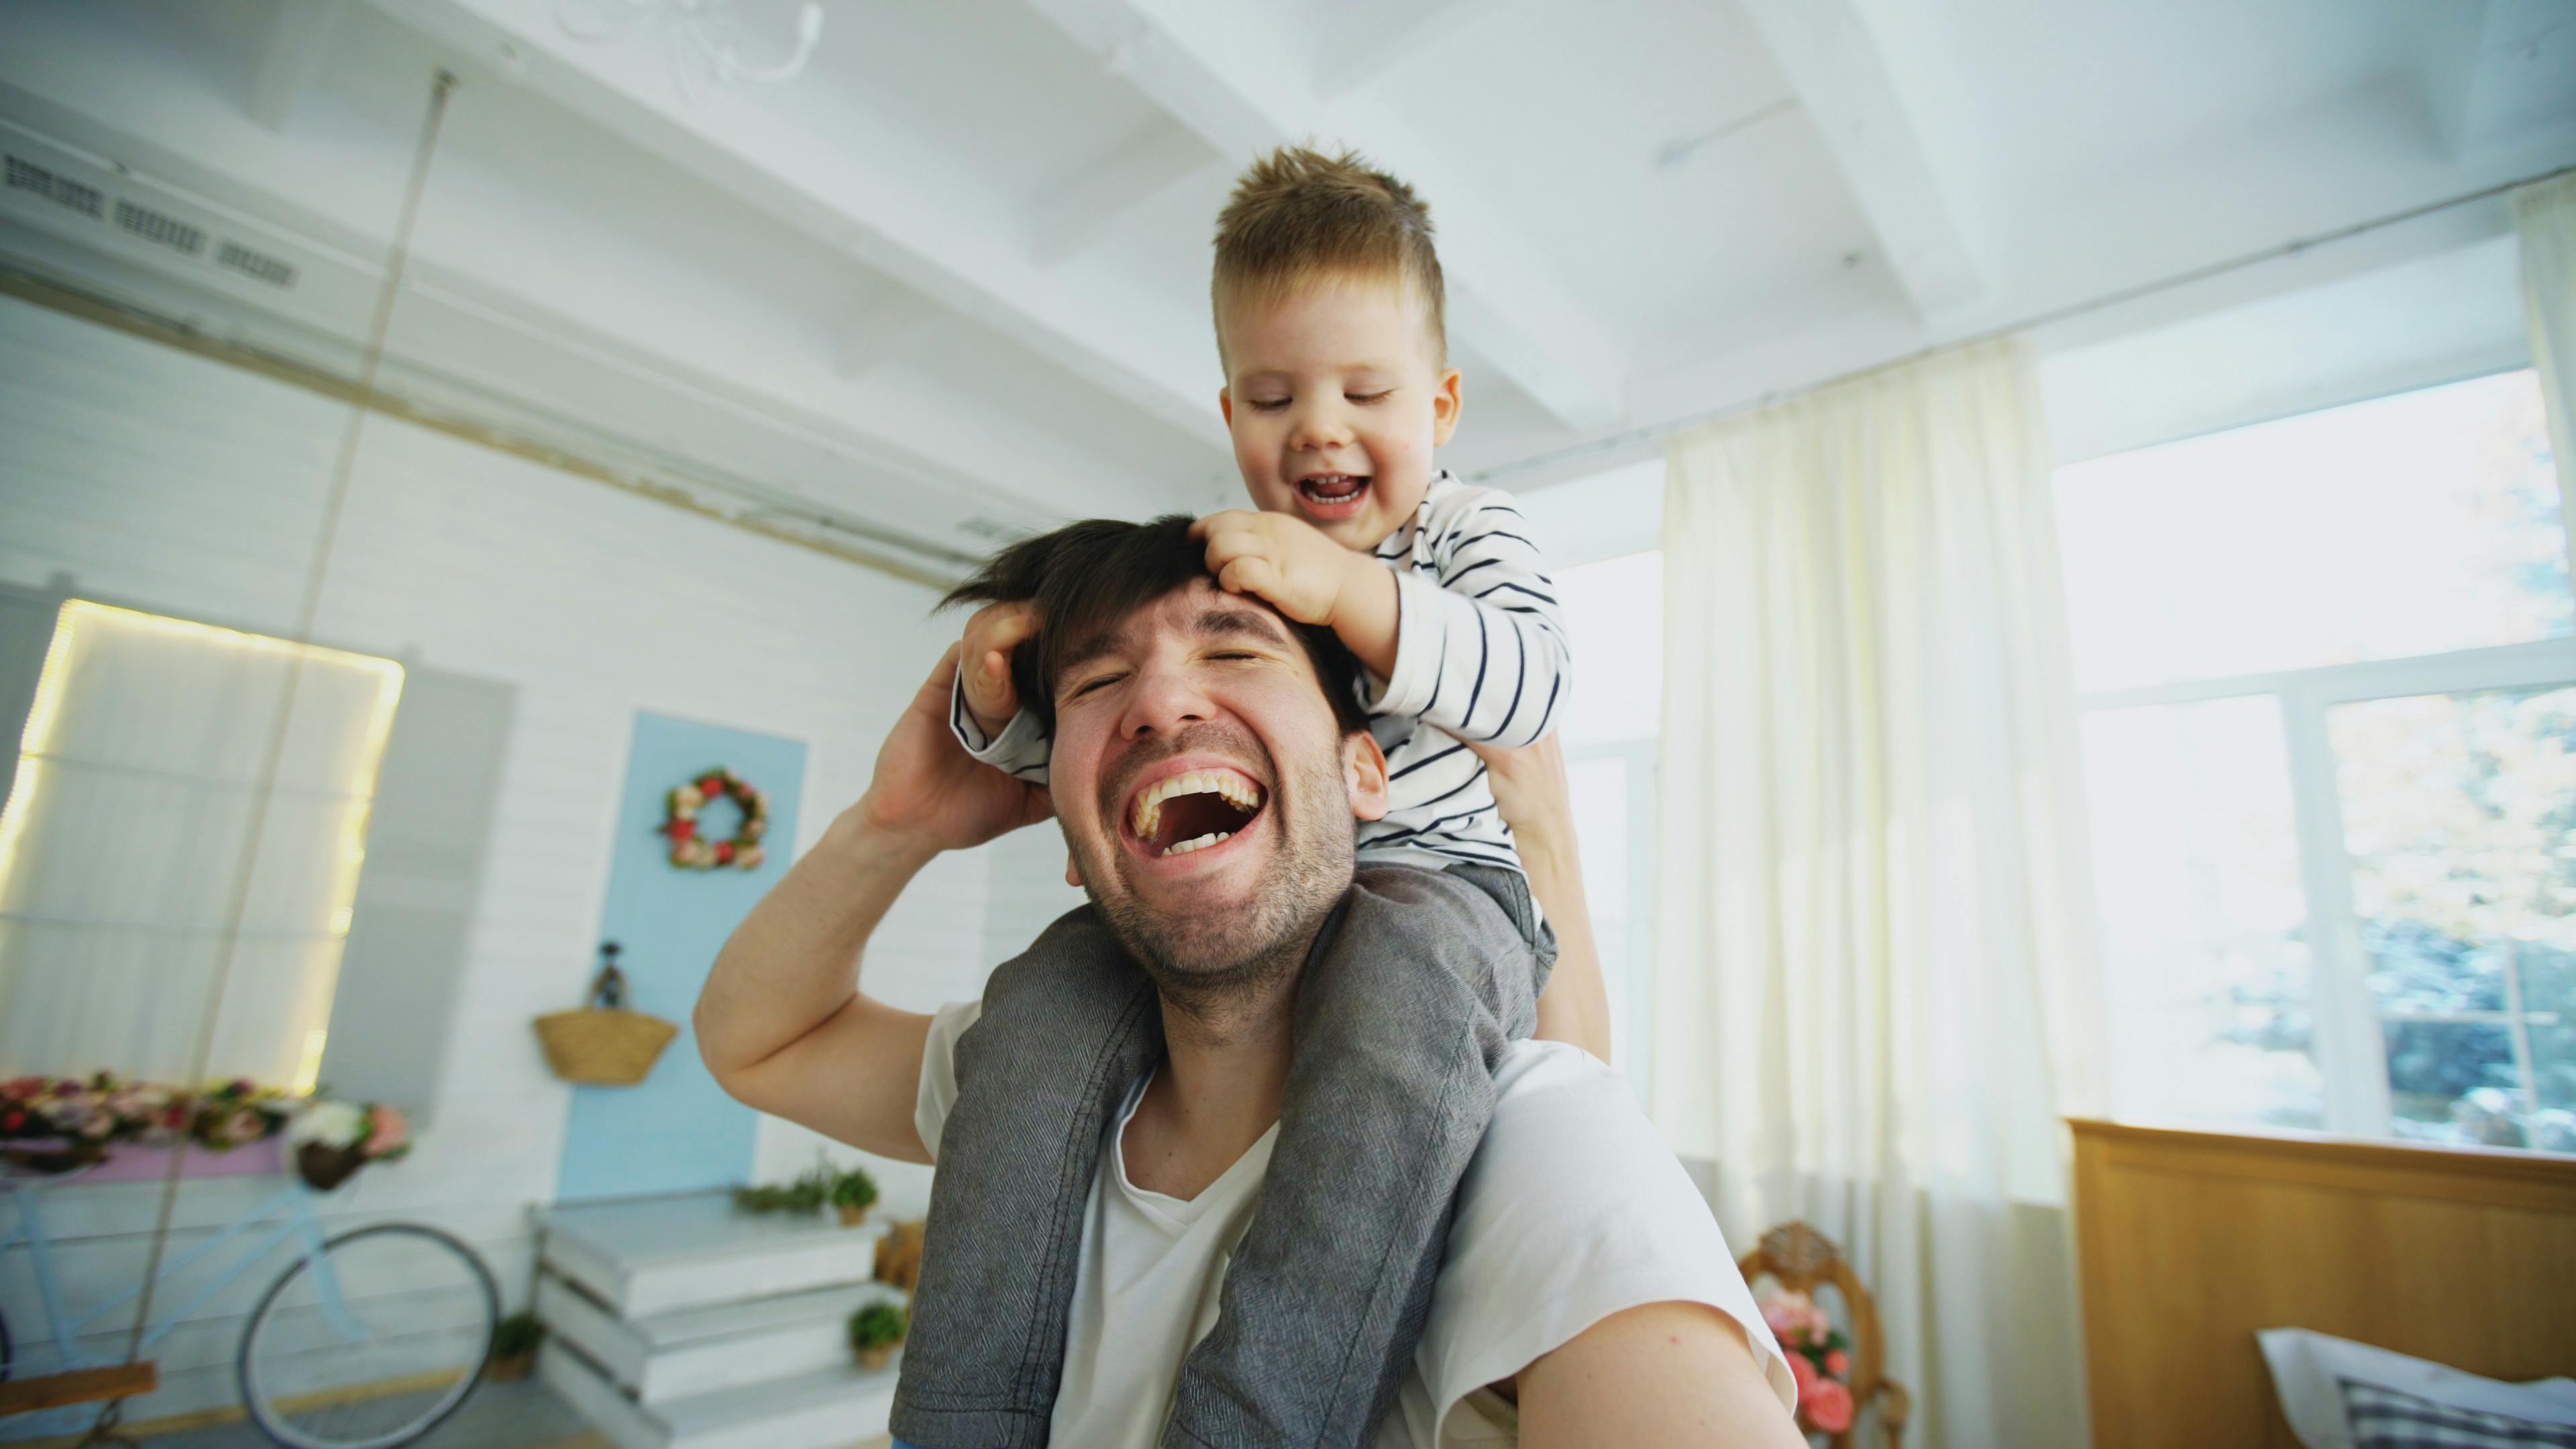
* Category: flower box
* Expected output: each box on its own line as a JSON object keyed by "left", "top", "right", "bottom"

{"left": 1, "top": 1135, "right": 284, "bottom": 1182}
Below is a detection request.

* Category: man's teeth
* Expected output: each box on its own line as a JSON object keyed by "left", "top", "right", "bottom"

{"left": 1128, "top": 769, "right": 1263, "bottom": 841}
{"left": 1163, "top": 831, "right": 1230, "bottom": 857}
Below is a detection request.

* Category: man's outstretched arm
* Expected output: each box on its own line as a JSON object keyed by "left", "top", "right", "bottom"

{"left": 694, "top": 644, "right": 1052, "bottom": 1163}
{"left": 1513, "top": 1302, "right": 1804, "bottom": 1449}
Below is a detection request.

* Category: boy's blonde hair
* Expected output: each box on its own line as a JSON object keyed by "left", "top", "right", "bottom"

{"left": 1212, "top": 146, "right": 1446, "bottom": 369}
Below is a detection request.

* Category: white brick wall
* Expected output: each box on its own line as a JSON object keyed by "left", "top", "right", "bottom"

{"left": 0, "top": 294, "right": 1010, "bottom": 1430}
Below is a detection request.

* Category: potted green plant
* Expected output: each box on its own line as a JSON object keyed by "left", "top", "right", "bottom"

{"left": 830, "top": 1165, "right": 879, "bottom": 1227}
{"left": 488, "top": 1310, "right": 545, "bottom": 1382}
{"left": 849, "top": 1301, "right": 906, "bottom": 1371}
{"left": 733, "top": 1166, "right": 830, "bottom": 1216}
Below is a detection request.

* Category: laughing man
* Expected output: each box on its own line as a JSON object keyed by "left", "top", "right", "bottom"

{"left": 694, "top": 517, "right": 1802, "bottom": 1449}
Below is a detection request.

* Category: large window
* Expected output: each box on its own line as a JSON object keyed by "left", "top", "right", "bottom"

{"left": 0, "top": 600, "right": 404, "bottom": 1090}
{"left": 1556, "top": 549, "right": 1664, "bottom": 1087}
{"left": 2058, "top": 370, "right": 2576, "bottom": 1152}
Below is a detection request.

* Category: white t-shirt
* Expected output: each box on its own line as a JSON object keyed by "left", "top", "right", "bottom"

{"left": 915, "top": 1002, "right": 1796, "bottom": 1448}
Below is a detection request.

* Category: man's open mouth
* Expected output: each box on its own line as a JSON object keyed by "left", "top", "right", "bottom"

{"left": 1125, "top": 766, "right": 1266, "bottom": 857}
{"left": 1294, "top": 474, "right": 1372, "bottom": 520}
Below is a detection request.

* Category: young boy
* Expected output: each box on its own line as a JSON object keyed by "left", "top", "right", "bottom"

{"left": 897, "top": 147, "right": 1572, "bottom": 1449}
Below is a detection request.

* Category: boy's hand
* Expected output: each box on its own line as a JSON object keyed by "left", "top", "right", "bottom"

{"left": 1191, "top": 510, "right": 1373, "bottom": 628}
{"left": 959, "top": 600, "right": 1039, "bottom": 739}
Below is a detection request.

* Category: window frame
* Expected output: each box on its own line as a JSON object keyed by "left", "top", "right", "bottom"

{"left": 1563, "top": 736, "right": 1660, "bottom": 1091}
{"left": 2078, "top": 635, "right": 2576, "bottom": 1134}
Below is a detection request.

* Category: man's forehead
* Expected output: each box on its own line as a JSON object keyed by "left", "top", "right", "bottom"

{"left": 1057, "top": 582, "right": 1295, "bottom": 674}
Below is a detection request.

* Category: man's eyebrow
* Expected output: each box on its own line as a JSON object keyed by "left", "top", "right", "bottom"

{"left": 1051, "top": 623, "right": 1131, "bottom": 684}
{"left": 1197, "top": 606, "right": 1292, "bottom": 647}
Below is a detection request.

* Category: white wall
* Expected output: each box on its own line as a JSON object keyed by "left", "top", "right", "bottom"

{"left": 0, "top": 294, "right": 1003, "bottom": 1430}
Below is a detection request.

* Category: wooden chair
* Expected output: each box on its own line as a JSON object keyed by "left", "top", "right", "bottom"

{"left": 1737, "top": 1222, "right": 1911, "bottom": 1448}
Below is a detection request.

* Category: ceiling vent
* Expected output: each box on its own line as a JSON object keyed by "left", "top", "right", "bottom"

{"left": 213, "top": 239, "right": 296, "bottom": 288}
{"left": 1, "top": 136, "right": 329, "bottom": 305}
{"left": 112, "top": 197, "right": 205, "bottom": 257}
{"left": 5, "top": 153, "right": 103, "bottom": 220}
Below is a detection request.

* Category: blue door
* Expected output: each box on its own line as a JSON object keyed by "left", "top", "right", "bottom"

{"left": 555, "top": 711, "right": 806, "bottom": 1201}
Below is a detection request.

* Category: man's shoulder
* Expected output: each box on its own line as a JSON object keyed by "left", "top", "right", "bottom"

{"left": 1411, "top": 1040, "right": 1792, "bottom": 1434}
{"left": 1468, "top": 1040, "right": 1688, "bottom": 1214}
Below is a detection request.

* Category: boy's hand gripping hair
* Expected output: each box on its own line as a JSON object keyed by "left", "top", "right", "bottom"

{"left": 958, "top": 600, "right": 1040, "bottom": 739}
{"left": 1190, "top": 510, "right": 1372, "bottom": 629}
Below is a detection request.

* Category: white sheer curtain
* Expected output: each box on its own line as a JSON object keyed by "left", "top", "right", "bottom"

{"left": 0, "top": 601, "right": 402, "bottom": 1087}
{"left": 2518, "top": 172, "right": 2576, "bottom": 592}
{"left": 1653, "top": 338, "right": 2105, "bottom": 1448}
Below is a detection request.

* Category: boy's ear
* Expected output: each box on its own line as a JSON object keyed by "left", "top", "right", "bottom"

{"left": 1430, "top": 367, "right": 1463, "bottom": 447}
{"left": 1342, "top": 731, "right": 1391, "bottom": 823}
{"left": 1218, "top": 386, "right": 1234, "bottom": 429}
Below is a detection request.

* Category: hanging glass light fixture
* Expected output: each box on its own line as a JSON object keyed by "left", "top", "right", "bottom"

{"left": 556, "top": 0, "right": 825, "bottom": 100}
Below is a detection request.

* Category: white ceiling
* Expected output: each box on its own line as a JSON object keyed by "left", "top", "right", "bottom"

{"left": 1, "top": 0, "right": 2571, "bottom": 576}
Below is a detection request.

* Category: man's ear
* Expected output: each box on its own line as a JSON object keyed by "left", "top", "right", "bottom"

{"left": 1065, "top": 851, "right": 1084, "bottom": 889}
{"left": 1342, "top": 731, "right": 1391, "bottom": 823}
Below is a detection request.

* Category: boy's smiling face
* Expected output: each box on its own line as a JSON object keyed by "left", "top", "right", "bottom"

{"left": 1219, "top": 274, "right": 1462, "bottom": 552}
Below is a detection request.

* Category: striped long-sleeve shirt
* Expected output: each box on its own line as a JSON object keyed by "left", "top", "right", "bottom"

{"left": 951, "top": 470, "right": 1570, "bottom": 873}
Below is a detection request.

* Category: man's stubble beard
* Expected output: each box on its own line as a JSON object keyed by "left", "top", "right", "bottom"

{"left": 1074, "top": 744, "right": 1354, "bottom": 1021}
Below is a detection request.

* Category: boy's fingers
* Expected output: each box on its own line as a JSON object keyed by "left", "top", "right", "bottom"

{"left": 1216, "top": 556, "right": 1277, "bottom": 598}
{"left": 967, "top": 600, "right": 1040, "bottom": 650}
{"left": 1191, "top": 508, "right": 1257, "bottom": 543}
{"left": 1200, "top": 522, "right": 1268, "bottom": 567}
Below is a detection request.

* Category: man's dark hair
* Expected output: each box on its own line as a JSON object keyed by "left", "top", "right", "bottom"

{"left": 941, "top": 515, "right": 1371, "bottom": 740}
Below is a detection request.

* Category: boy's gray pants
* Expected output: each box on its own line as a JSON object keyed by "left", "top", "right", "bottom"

{"left": 890, "top": 861, "right": 1553, "bottom": 1449}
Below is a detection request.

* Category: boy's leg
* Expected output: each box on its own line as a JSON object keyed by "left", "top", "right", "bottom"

{"left": 892, "top": 904, "right": 1163, "bottom": 1449}
{"left": 1163, "top": 863, "right": 1554, "bottom": 1449}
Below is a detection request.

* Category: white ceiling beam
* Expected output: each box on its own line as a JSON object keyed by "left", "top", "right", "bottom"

{"left": 1311, "top": 0, "right": 1481, "bottom": 101}
{"left": 2421, "top": 1, "right": 2576, "bottom": 160}
{"left": 1733, "top": 0, "right": 1986, "bottom": 319}
{"left": 1021, "top": 0, "right": 1629, "bottom": 432}
{"left": 830, "top": 276, "right": 942, "bottom": 378}
{"left": 364, "top": 0, "right": 1226, "bottom": 448}
{"left": 1030, "top": 122, "right": 1214, "bottom": 266}
{"left": 248, "top": 0, "right": 351, "bottom": 131}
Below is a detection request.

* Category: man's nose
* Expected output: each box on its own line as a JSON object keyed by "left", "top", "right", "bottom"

{"left": 1117, "top": 658, "right": 1216, "bottom": 740}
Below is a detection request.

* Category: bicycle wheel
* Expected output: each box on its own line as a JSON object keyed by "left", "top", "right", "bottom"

{"left": 236, "top": 1223, "right": 498, "bottom": 1449}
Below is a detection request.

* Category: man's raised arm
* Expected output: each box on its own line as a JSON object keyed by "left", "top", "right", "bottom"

{"left": 694, "top": 644, "right": 1052, "bottom": 1163}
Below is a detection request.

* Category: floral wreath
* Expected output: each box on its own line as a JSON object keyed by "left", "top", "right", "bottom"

{"left": 661, "top": 766, "right": 769, "bottom": 870}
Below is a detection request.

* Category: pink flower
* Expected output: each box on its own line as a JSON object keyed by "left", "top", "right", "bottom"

{"left": 1760, "top": 1291, "right": 1812, "bottom": 1339}
{"left": 1804, "top": 1378, "right": 1854, "bottom": 1434}
{"left": 363, "top": 1105, "right": 409, "bottom": 1157}
{"left": 1825, "top": 1348, "right": 1849, "bottom": 1377}
{"left": 1787, "top": 1350, "right": 1818, "bottom": 1396}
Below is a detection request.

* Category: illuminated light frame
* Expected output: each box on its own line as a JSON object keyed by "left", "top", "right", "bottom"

{"left": 0, "top": 600, "right": 406, "bottom": 1094}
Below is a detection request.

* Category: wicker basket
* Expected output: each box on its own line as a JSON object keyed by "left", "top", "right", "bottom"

{"left": 535, "top": 945, "right": 679, "bottom": 1086}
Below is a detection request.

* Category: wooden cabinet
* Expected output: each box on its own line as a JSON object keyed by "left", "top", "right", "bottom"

{"left": 2068, "top": 1118, "right": 2576, "bottom": 1448}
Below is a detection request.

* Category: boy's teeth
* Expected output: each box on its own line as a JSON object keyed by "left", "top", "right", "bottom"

{"left": 1162, "top": 831, "right": 1230, "bottom": 857}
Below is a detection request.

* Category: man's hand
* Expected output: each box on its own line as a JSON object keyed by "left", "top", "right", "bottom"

{"left": 859, "top": 643, "right": 1053, "bottom": 860}
{"left": 1191, "top": 510, "right": 1375, "bottom": 629}
{"left": 958, "top": 600, "right": 1038, "bottom": 739}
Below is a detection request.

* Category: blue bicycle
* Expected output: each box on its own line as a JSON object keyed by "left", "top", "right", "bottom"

{"left": 1, "top": 1152, "right": 498, "bottom": 1448}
